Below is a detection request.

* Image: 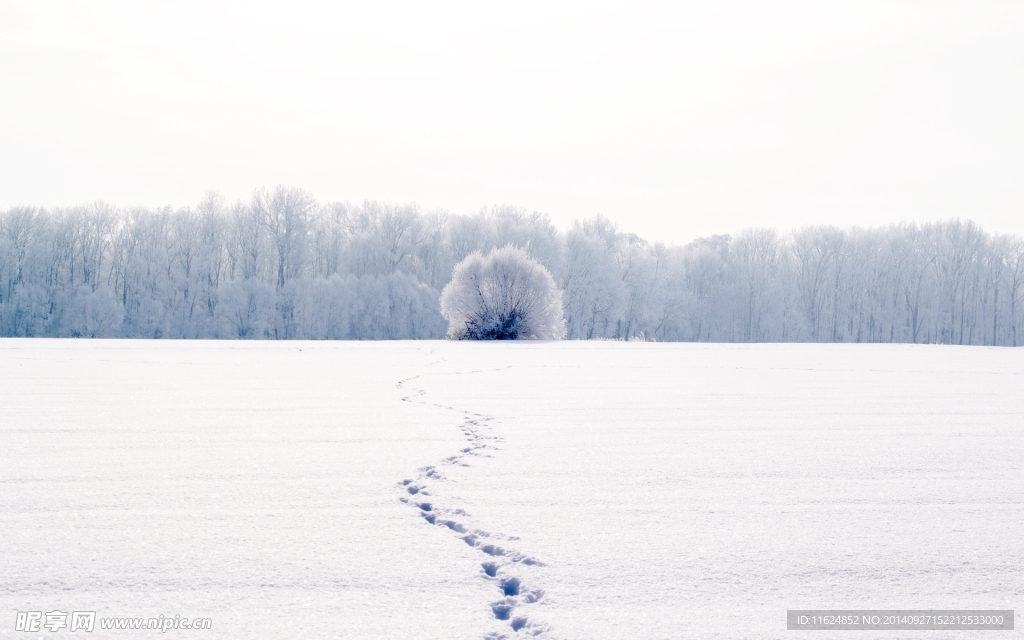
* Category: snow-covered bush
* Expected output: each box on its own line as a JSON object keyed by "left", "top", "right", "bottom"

{"left": 440, "top": 245, "right": 565, "bottom": 340}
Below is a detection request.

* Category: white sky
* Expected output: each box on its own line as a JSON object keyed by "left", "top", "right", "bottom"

{"left": 1, "top": 1, "right": 1022, "bottom": 245}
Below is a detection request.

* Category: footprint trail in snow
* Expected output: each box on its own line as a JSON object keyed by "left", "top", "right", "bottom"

{"left": 397, "top": 366, "right": 551, "bottom": 639}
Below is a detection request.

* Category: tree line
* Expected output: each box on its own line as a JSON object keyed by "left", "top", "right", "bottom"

{"left": 1, "top": 186, "right": 1022, "bottom": 344}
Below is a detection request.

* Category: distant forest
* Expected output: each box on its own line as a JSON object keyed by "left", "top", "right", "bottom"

{"left": 2, "top": 186, "right": 1023, "bottom": 345}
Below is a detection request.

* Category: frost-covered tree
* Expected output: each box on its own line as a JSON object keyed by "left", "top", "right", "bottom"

{"left": 253, "top": 185, "right": 314, "bottom": 289}
{"left": 440, "top": 246, "right": 565, "bottom": 340}
{"left": 216, "top": 277, "right": 276, "bottom": 338}
{"left": 561, "top": 221, "right": 623, "bottom": 339}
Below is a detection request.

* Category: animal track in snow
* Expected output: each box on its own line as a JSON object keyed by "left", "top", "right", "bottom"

{"left": 491, "top": 600, "right": 514, "bottom": 620}
{"left": 396, "top": 367, "right": 550, "bottom": 637}
{"left": 500, "top": 577, "right": 520, "bottom": 597}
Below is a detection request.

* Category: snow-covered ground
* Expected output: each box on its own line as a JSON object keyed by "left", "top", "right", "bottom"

{"left": 2, "top": 340, "right": 1021, "bottom": 639}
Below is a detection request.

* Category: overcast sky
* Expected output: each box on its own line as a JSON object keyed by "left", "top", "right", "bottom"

{"left": 2, "top": 1, "right": 1022, "bottom": 245}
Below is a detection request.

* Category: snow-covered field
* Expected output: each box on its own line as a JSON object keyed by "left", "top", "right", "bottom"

{"left": 2, "top": 340, "right": 1021, "bottom": 639}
